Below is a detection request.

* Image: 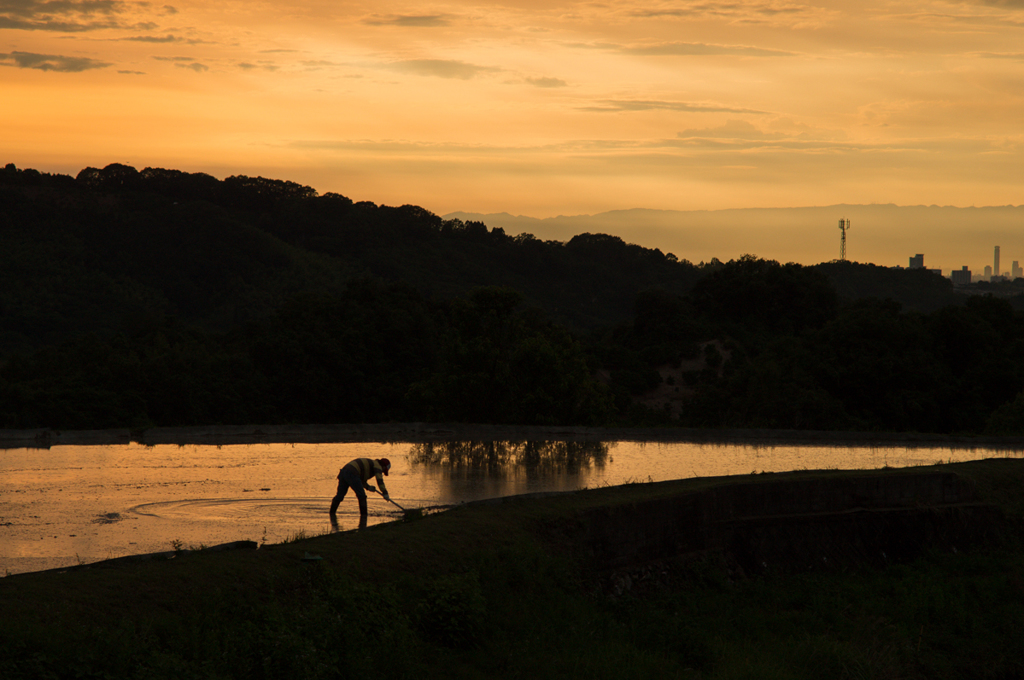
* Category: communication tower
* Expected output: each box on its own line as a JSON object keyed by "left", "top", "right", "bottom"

{"left": 838, "top": 218, "right": 850, "bottom": 261}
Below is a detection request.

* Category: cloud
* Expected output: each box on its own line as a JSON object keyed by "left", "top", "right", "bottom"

{"left": 391, "top": 59, "right": 499, "bottom": 79}
{"left": 893, "top": 9, "right": 1024, "bottom": 29}
{"left": 153, "top": 55, "right": 207, "bottom": 71}
{"left": 580, "top": 99, "right": 766, "bottom": 114}
{"left": 0, "top": 50, "right": 111, "bottom": 71}
{"left": 574, "top": 40, "right": 794, "bottom": 58}
{"left": 124, "top": 33, "right": 182, "bottom": 43}
{"left": 0, "top": 0, "right": 131, "bottom": 31}
{"left": 364, "top": 14, "right": 450, "bottom": 27}
{"left": 117, "top": 69, "right": 145, "bottom": 74}
{"left": 2, "top": 0, "right": 122, "bottom": 16}
{"left": 282, "top": 135, "right": 926, "bottom": 161}
{"left": 238, "top": 61, "right": 278, "bottom": 71}
{"left": 972, "top": 0, "right": 1024, "bottom": 7}
{"left": 620, "top": 42, "right": 795, "bottom": 57}
{"left": 120, "top": 33, "right": 212, "bottom": 45}
{"left": 286, "top": 139, "right": 636, "bottom": 156}
{"left": 661, "top": 120, "right": 873, "bottom": 154}
{"left": 978, "top": 51, "right": 1024, "bottom": 60}
{"left": 677, "top": 120, "right": 783, "bottom": 140}
{"left": 526, "top": 76, "right": 567, "bottom": 88}
{"left": 624, "top": 1, "right": 817, "bottom": 22}
{"left": 300, "top": 59, "right": 343, "bottom": 71}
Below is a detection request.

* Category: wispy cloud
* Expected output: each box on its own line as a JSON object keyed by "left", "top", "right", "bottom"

{"left": 977, "top": 51, "right": 1024, "bottom": 60}
{"left": 364, "top": 14, "right": 451, "bottom": 27}
{"left": 887, "top": 9, "right": 1024, "bottom": 29}
{"left": 573, "top": 40, "right": 794, "bottom": 58}
{"left": 667, "top": 120, "right": 854, "bottom": 151}
{"left": 283, "top": 133, "right": 965, "bottom": 160}
{"left": 0, "top": 0, "right": 135, "bottom": 31}
{"left": 238, "top": 61, "right": 278, "bottom": 71}
{"left": 2, "top": 0, "right": 123, "bottom": 17}
{"left": 300, "top": 59, "right": 343, "bottom": 71}
{"left": 580, "top": 99, "right": 766, "bottom": 114}
{"left": 287, "top": 139, "right": 628, "bottom": 154}
{"left": 678, "top": 119, "right": 785, "bottom": 140}
{"left": 972, "top": 0, "right": 1024, "bottom": 7}
{"left": 124, "top": 34, "right": 182, "bottom": 43}
{"left": 622, "top": 42, "right": 794, "bottom": 57}
{"left": 0, "top": 49, "right": 110, "bottom": 71}
{"left": 625, "top": 1, "right": 820, "bottom": 23}
{"left": 153, "top": 55, "right": 207, "bottom": 72}
{"left": 391, "top": 59, "right": 500, "bottom": 79}
{"left": 526, "top": 76, "right": 567, "bottom": 88}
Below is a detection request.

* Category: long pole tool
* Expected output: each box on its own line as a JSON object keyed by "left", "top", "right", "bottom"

{"left": 374, "top": 489, "right": 406, "bottom": 511}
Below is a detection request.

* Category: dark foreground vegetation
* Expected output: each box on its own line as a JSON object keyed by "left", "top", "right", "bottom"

{"left": 4, "top": 162, "right": 1024, "bottom": 434}
{"left": 2, "top": 459, "right": 1023, "bottom": 679}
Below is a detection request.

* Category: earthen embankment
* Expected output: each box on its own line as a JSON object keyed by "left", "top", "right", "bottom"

{"left": 564, "top": 470, "right": 1013, "bottom": 575}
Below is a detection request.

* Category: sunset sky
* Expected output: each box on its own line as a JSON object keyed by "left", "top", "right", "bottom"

{"left": 3, "top": 0, "right": 1023, "bottom": 264}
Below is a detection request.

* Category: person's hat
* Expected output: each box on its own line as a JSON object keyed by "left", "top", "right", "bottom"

{"left": 378, "top": 458, "right": 391, "bottom": 475}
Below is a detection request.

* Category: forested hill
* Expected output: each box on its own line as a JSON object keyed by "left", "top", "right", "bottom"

{"left": 0, "top": 162, "right": 698, "bottom": 353}
{"left": 4, "top": 162, "right": 1024, "bottom": 435}
{"left": 1, "top": 163, "right": 970, "bottom": 352}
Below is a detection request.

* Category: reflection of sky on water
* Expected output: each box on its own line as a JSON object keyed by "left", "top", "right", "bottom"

{"left": 2, "top": 439, "right": 1022, "bottom": 576}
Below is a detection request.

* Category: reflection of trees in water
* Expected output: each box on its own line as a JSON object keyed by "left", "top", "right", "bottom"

{"left": 410, "top": 440, "right": 609, "bottom": 474}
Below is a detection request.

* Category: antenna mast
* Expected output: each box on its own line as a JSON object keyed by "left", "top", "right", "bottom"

{"left": 838, "top": 218, "right": 850, "bottom": 261}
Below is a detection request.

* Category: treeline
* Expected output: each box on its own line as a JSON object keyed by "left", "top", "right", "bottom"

{"left": 3, "top": 163, "right": 1024, "bottom": 434}
{"left": 601, "top": 256, "right": 1024, "bottom": 434}
{"left": 0, "top": 281, "right": 611, "bottom": 429}
{"left": 0, "top": 162, "right": 700, "bottom": 352}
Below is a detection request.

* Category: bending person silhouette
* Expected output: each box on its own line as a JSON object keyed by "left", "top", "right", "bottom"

{"left": 329, "top": 457, "right": 391, "bottom": 525}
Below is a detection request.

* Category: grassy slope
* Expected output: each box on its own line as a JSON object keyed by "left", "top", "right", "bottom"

{"left": 2, "top": 459, "right": 1023, "bottom": 679}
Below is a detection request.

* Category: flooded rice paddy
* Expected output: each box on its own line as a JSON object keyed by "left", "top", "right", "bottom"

{"left": 2, "top": 438, "right": 1022, "bottom": 575}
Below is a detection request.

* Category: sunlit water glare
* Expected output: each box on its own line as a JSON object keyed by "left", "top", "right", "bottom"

{"left": 1, "top": 439, "right": 1020, "bottom": 576}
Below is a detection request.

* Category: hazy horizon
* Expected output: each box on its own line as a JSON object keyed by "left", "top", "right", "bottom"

{"left": 9, "top": 157, "right": 1023, "bottom": 275}
{"left": 446, "top": 203, "right": 1024, "bottom": 275}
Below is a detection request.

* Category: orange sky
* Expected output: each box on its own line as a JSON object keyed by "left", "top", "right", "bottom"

{"left": 3, "top": 0, "right": 1023, "bottom": 261}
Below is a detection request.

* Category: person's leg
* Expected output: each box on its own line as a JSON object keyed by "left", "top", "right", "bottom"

{"left": 341, "top": 466, "right": 368, "bottom": 518}
{"left": 329, "top": 471, "right": 350, "bottom": 515}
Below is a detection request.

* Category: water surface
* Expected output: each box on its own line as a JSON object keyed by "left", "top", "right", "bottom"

{"left": 2, "top": 439, "right": 1020, "bottom": 576}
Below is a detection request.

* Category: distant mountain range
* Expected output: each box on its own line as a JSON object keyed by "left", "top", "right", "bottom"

{"left": 445, "top": 204, "right": 1024, "bottom": 274}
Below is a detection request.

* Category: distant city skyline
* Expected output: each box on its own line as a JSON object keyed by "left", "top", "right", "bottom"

{"left": 938, "top": 245, "right": 1024, "bottom": 283}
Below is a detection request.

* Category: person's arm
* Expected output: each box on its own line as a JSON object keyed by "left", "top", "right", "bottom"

{"left": 375, "top": 472, "right": 389, "bottom": 499}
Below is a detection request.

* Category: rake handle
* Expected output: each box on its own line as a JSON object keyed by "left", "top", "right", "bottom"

{"left": 373, "top": 488, "right": 406, "bottom": 511}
